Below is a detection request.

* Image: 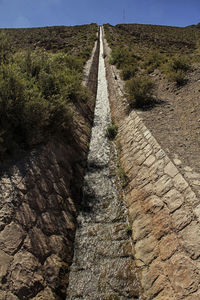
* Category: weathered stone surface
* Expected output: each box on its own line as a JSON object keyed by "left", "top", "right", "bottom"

{"left": 184, "top": 291, "right": 200, "bottom": 300}
{"left": 159, "top": 233, "right": 179, "bottom": 260}
{"left": 140, "top": 258, "right": 164, "bottom": 293}
{"left": 0, "top": 291, "right": 19, "bottom": 300}
{"left": 164, "top": 161, "right": 179, "bottom": 178}
{"left": 0, "top": 222, "right": 26, "bottom": 255}
{"left": 25, "top": 187, "right": 47, "bottom": 213}
{"left": 148, "top": 275, "right": 169, "bottom": 299}
{"left": 154, "top": 288, "right": 177, "bottom": 300}
{"left": 194, "top": 204, "right": 200, "bottom": 222}
{"left": 0, "top": 203, "right": 14, "bottom": 228}
{"left": 128, "top": 202, "right": 142, "bottom": 224}
{"left": 143, "top": 195, "right": 164, "bottom": 213}
{"left": 32, "top": 287, "right": 56, "bottom": 300}
{"left": 184, "top": 187, "right": 199, "bottom": 207}
{"left": 43, "top": 254, "right": 69, "bottom": 292}
{"left": 24, "top": 228, "right": 50, "bottom": 262}
{"left": 135, "top": 235, "right": 159, "bottom": 266}
{"left": 49, "top": 235, "right": 73, "bottom": 263}
{"left": 0, "top": 249, "right": 13, "bottom": 281}
{"left": 9, "top": 251, "right": 44, "bottom": 298}
{"left": 173, "top": 173, "right": 189, "bottom": 192}
{"left": 154, "top": 175, "right": 173, "bottom": 196}
{"left": 163, "top": 188, "right": 184, "bottom": 212}
{"left": 15, "top": 202, "right": 36, "bottom": 228}
{"left": 179, "top": 221, "right": 200, "bottom": 259}
{"left": 125, "top": 188, "right": 149, "bottom": 207}
{"left": 152, "top": 208, "right": 171, "bottom": 239}
{"left": 171, "top": 207, "right": 192, "bottom": 231}
{"left": 143, "top": 154, "right": 156, "bottom": 167}
{"left": 164, "top": 253, "right": 199, "bottom": 297}
{"left": 132, "top": 215, "right": 151, "bottom": 241}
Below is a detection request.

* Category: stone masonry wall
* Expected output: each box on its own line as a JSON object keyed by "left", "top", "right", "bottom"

{"left": 0, "top": 35, "right": 99, "bottom": 300}
{"left": 103, "top": 28, "right": 200, "bottom": 300}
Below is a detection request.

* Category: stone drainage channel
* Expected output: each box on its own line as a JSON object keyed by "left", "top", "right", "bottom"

{"left": 66, "top": 27, "right": 140, "bottom": 300}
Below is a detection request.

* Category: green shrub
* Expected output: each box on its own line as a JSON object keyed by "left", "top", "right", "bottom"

{"left": 142, "top": 50, "right": 167, "bottom": 73}
{"left": 106, "top": 123, "right": 118, "bottom": 140}
{"left": 0, "top": 31, "right": 11, "bottom": 64}
{"left": 162, "top": 55, "right": 190, "bottom": 85}
{"left": 166, "top": 69, "right": 187, "bottom": 86}
{"left": 169, "top": 55, "right": 190, "bottom": 72}
{"left": 109, "top": 47, "right": 138, "bottom": 69}
{"left": 125, "top": 76, "right": 155, "bottom": 108}
{"left": 117, "top": 160, "right": 129, "bottom": 188}
{"left": 0, "top": 47, "right": 91, "bottom": 158}
{"left": 125, "top": 225, "right": 132, "bottom": 236}
{"left": 121, "top": 64, "right": 138, "bottom": 80}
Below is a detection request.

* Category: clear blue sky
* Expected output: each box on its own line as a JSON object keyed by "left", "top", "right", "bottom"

{"left": 0, "top": 0, "right": 199, "bottom": 28}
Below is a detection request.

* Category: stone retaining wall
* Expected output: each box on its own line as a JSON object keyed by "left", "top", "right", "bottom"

{"left": 0, "top": 36, "right": 99, "bottom": 300}
{"left": 103, "top": 29, "right": 200, "bottom": 300}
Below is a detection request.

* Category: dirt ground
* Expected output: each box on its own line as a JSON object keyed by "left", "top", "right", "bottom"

{"left": 137, "top": 66, "right": 200, "bottom": 175}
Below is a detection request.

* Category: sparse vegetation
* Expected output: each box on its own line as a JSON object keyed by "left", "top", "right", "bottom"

{"left": 161, "top": 55, "right": 191, "bottom": 85}
{"left": 125, "top": 225, "right": 132, "bottom": 236}
{"left": 117, "top": 159, "right": 129, "bottom": 188}
{"left": 104, "top": 23, "right": 200, "bottom": 89}
{"left": 0, "top": 24, "right": 98, "bottom": 159}
{"left": 125, "top": 76, "right": 155, "bottom": 108}
{"left": 106, "top": 123, "right": 118, "bottom": 140}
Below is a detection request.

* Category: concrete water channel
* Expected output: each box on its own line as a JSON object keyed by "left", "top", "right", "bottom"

{"left": 66, "top": 27, "right": 140, "bottom": 300}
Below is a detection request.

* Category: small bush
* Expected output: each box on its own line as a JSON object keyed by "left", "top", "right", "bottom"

{"left": 162, "top": 55, "right": 190, "bottom": 85}
{"left": 117, "top": 162, "right": 129, "bottom": 188}
{"left": 121, "top": 64, "right": 138, "bottom": 80}
{"left": 106, "top": 123, "right": 118, "bottom": 140}
{"left": 142, "top": 50, "right": 166, "bottom": 73}
{"left": 0, "top": 31, "right": 11, "bottom": 64}
{"left": 169, "top": 55, "right": 190, "bottom": 72}
{"left": 125, "top": 225, "right": 132, "bottom": 236}
{"left": 109, "top": 47, "right": 138, "bottom": 69}
{"left": 125, "top": 76, "right": 155, "bottom": 108}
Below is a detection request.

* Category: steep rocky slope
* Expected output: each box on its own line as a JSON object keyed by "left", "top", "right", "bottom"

{"left": 0, "top": 30, "right": 99, "bottom": 300}
{"left": 103, "top": 27, "right": 200, "bottom": 300}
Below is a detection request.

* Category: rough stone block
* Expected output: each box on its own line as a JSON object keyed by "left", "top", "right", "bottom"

{"left": 143, "top": 195, "right": 164, "bottom": 214}
{"left": 154, "top": 175, "right": 173, "bottom": 197}
{"left": 10, "top": 251, "right": 44, "bottom": 298}
{"left": 173, "top": 174, "right": 189, "bottom": 192}
{"left": 171, "top": 207, "right": 192, "bottom": 231}
{"left": 163, "top": 189, "right": 184, "bottom": 212}
{"left": 0, "top": 249, "right": 13, "bottom": 281}
{"left": 164, "top": 252, "right": 199, "bottom": 297}
{"left": 159, "top": 233, "right": 179, "bottom": 260}
{"left": 0, "top": 222, "right": 26, "bottom": 255}
{"left": 164, "top": 162, "right": 179, "bottom": 178}
{"left": 132, "top": 215, "right": 151, "bottom": 241}
{"left": 152, "top": 208, "right": 171, "bottom": 239}
{"left": 135, "top": 235, "right": 159, "bottom": 266}
{"left": 179, "top": 221, "right": 200, "bottom": 259}
{"left": 184, "top": 187, "right": 199, "bottom": 207}
{"left": 143, "top": 155, "right": 156, "bottom": 167}
{"left": 32, "top": 288, "right": 56, "bottom": 300}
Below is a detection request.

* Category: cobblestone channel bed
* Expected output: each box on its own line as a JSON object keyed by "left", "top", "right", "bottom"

{"left": 66, "top": 27, "right": 140, "bottom": 300}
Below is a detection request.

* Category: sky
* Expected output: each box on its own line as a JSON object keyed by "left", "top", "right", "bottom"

{"left": 0, "top": 0, "right": 199, "bottom": 28}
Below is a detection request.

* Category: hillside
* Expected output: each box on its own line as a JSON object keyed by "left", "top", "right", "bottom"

{"left": 0, "top": 24, "right": 98, "bottom": 163}
{"left": 104, "top": 23, "right": 200, "bottom": 187}
{"left": 1, "top": 24, "right": 98, "bottom": 56}
{"left": 0, "top": 24, "right": 99, "bottom": 299}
